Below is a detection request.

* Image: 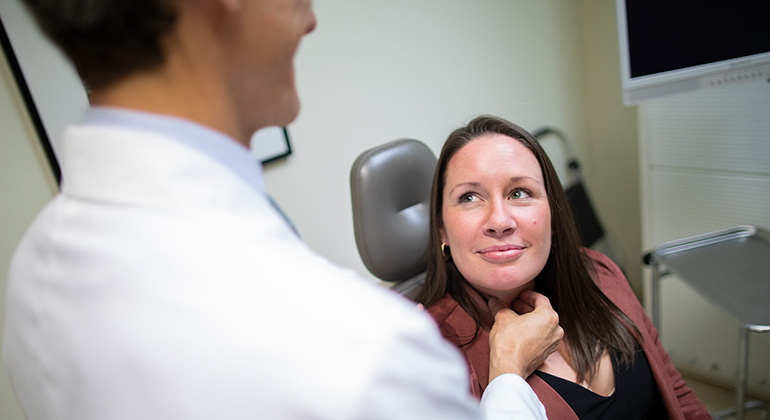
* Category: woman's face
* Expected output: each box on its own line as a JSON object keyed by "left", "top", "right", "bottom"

{"left": 440, "top": 134, "right": 552, "bottom": 304}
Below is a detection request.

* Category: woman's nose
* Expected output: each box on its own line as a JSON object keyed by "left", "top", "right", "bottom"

{"left": 484, "top": 200, "right": 516, "bottom": 236}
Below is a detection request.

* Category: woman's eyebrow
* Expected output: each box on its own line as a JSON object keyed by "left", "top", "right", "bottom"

{"left": 509, "top": 176, "right": 538, "bottom": 183}
{"left": 447, "top": 176, "right": 542, "bottom": 196}
{"left": 447, "top": 181, "right": 481, "bottom": 197}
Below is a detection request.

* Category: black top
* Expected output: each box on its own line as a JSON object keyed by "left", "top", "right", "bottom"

{"left": 534, "top": 347, "right": 667, "bottom": 420}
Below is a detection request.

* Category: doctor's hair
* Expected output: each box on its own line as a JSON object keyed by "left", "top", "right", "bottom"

{"left": 22, "top": 0, "right": 178, "bottom": 91}
{"left": 416, "top": 115, "right": 640, "bottom": 383}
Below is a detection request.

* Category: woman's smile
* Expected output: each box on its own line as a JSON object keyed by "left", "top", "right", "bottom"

{"left": 477, "top": 245, "right": 526, "bottom": 262}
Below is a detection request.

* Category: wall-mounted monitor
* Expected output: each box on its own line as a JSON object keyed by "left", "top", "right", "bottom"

{"left": 616, "top": 0, "right": 770, "bottom": 106}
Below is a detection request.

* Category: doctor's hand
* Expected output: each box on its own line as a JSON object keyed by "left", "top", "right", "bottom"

{"left": 487, "top": 290, "right": 563, "bottom": 383}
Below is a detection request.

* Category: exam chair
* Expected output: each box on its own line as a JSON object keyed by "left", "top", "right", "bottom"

{"left": 350, "top": 139, "right": 436, "bottom": 301}
{"left": 350, "top": 129, "right": 623, "bottom": 301}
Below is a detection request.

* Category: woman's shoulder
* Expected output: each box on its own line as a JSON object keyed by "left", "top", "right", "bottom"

{"left": 582, "top": 247, "right": 639, "bottom": 304}
{"left": 425, "top": 293, "right": 462, "bottom": 325}
{"left": 582, "top": 247, "right": 618, "bottom": 269}
{"left": 425, "top": 294, "right": 480, "bottom": 343}
{"left": 583, "top": 248, "right": 624, "bottom": 280}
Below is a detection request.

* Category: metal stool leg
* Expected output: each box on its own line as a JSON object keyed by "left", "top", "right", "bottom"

{"left": 736, "top": 328, "right": 749, "bottom": 420}
{"left": 651, "top": 261, "right": 661, "bottom": 331}
{"left": 712, "top": 329, "right": 768, "bottom": 420}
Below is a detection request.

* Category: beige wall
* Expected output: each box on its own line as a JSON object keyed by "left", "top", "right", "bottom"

{"left": 575, "top": 0, "right": 642, "bottom": 293}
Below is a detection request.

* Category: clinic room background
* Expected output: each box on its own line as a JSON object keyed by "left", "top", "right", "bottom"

{"left": 2, "top": 1, "right": 769, "bottom": 419}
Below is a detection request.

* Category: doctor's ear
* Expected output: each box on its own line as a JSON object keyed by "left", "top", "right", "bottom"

{"left": 199, "top": 0, "right": 241, "bottom": 19}
{"left": 193, "top": 0, "right": 243, "bottom": 35}
{"left": 210, "top": 0, "right": 241, "bottom": 12}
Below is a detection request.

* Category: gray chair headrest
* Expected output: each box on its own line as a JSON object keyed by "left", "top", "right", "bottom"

{"left": 350, "top": 139, "right": 437, "bottom": 283}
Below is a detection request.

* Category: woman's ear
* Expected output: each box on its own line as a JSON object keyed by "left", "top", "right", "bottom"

{"left": 439, "top": 226, "right": 448, "bottom": 244}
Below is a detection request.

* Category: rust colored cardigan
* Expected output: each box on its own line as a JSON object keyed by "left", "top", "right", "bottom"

{"left": 427, "top": 248, "right": 710, "bottom": 420}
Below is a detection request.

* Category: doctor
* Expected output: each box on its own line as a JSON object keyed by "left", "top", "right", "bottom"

{"left": 3, "top": 0, "right": 563, "bottom": 419}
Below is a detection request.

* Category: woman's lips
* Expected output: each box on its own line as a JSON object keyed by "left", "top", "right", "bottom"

{"left": 477, "top": 245, "right": 525, "bottom": 261}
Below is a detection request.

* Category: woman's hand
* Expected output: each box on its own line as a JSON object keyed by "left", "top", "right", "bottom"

{"left": 487, "top": 290, "right": 563, "bottom": 382}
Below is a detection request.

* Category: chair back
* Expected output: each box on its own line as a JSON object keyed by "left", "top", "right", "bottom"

{"left": 350, "top": 139, "right": 437, "bottom": 299}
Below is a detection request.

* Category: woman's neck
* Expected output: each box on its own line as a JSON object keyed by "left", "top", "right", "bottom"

{"left": 465, "top": 287, "right": 495, "bottom": 330}
{"left": 464, "top": 282, "right": 536, "bottom": 330}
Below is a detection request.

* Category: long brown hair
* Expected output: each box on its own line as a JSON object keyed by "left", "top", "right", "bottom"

{"left": 416, "top": 115, "right": 639, "bottom": 382}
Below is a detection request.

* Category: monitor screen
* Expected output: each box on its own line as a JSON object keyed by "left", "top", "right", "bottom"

{"left": 616, "top": 0, "right": 770, "bottom": 105}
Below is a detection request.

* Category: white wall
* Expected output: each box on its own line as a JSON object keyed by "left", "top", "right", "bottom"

{"left": 265, "top": 0, "right": 588, "bottom": 282}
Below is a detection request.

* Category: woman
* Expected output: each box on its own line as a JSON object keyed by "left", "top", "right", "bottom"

{"left": 417, "top": 115, "right": 710, "bottom": 420}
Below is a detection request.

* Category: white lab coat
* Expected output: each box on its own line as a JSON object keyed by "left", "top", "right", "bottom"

{"left": 3, "top": 118, "right": 545, "bottom": 420}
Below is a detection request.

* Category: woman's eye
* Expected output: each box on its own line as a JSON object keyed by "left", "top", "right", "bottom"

{"left": 459, "top": 193, "right": 476, "bottom": 203}
{"left": 511, "top": 189, "right": 531, "bottom": 199}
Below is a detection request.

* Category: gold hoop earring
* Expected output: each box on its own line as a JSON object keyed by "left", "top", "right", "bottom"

{"left": 441, "top": 243, "right": 449, "bottom": 259}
